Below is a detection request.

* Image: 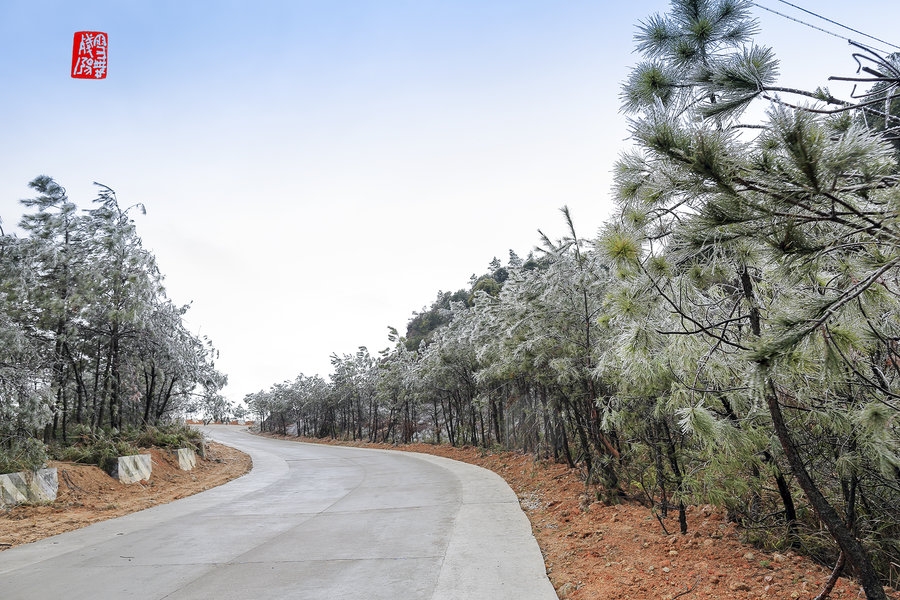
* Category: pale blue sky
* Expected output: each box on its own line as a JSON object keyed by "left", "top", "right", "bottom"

{"left": 2, "top": 1, "right": 897, "bottom": 402}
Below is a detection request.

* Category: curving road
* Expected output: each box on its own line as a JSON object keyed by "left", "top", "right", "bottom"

{"left": 0, "top": 426, "right": 557, "bottom": 599}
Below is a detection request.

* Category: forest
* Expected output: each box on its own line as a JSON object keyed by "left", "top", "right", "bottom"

{"left": 247, "top": 2, "right": 900, "bottom": 598}
{"left": 0, "top": 176, "right": 227, "bottom": 471}
{"left": 2, "top": 0, "right": 898, "bottom": 598}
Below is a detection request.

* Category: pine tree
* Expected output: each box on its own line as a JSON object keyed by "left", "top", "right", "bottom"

{"left": 607, "top": 1, "right": 899, "bottom": 596}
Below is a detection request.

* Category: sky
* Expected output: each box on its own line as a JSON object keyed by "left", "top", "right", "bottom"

{"left": 1, "top": 0, "right": 898, "bottom": 404}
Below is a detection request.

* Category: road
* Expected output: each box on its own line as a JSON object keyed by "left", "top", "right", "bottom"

{"left": 0, "top": 426, "right": 557, "bottom": 599}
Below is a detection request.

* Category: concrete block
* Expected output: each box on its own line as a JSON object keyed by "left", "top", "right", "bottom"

{"left": 0, "top": 468, "right": 58, "bottom": 507}
{"left": 30, "top": 467, "right": 58, "bottom": 501}
{"left": 0, "top": 472, "right": 30, "bottom": 506}
{"left": 176, "top": 448, "right": 197, "bottom": 471}
{"left": 113, "top": 454, "right": 152, "bottom": 484}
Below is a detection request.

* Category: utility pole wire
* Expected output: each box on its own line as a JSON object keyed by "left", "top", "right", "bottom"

{"left": 771, "top": 0, "right": 900, "bottom": 51}
{"left": 750, "top": 2, "right": 897, "bottom": 56}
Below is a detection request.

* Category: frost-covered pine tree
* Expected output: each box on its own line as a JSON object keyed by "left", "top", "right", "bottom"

{"left": 603, "top": 1, "right": 899, "bottom": 597}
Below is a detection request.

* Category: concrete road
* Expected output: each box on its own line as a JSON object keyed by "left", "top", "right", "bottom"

{"left": 0, "top": 426, "right": 557, "bottom": 599}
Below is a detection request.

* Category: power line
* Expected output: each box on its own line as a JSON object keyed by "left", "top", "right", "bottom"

{"left": 771, "top": 0, "right": 900, "bottom": 51}
{"left": 751, "top": 1, "right": 898, "bottom": 55}
{"left": 751, "top": 3, "right": 846, "bottom": 43}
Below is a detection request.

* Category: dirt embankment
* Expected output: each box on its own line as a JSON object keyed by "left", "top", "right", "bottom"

{"left": 0, "top": 442, "right": 251, "bottom": 549}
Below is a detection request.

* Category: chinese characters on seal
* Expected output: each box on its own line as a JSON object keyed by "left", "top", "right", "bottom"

{"left": 72, "top": 31, "right": 108, "bottom": 79}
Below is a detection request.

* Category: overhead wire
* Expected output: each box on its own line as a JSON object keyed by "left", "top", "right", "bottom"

{"left": 750, "top": 1, "right": 899, "bottom": 56}
{"left": 769, "top": 0, "right": 900, "bottom": 51}
{"left": 745, "top": 1, "right": 899, "bottom": 133}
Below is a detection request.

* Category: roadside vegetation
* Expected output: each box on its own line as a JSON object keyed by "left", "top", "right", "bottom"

{"left": 50, "top": 424, "right": 205, "bottom": 473}
{"left": 0, "top": 177, "right": 227, "bottom": 473}
{"left": 248, "top": 2, "right": 900, "bottom": 598}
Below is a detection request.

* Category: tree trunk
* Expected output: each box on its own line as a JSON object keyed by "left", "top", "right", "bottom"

{"left": 563, "top": 394, "right": 594, "bottom": 483}
{"left": 662, "top": 420, "right": 688, "bottom": 534}
{"left": 154, "top": 377, "right": 177, "bottom": 423}
{"left": 766, "top": 383, "right": 886, "bottom": 600}
{"left": 143, "top": 364, "right": 157, "bottom": 425}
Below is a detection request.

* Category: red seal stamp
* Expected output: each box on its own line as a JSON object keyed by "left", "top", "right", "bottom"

{"left": 72, "top": 31, "right": 108, "bottom": 79}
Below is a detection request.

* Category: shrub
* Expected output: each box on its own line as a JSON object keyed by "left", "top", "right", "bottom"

{"left": 0, "top": 436, "right": 48, "bottom": 474}
{"left": 52, "top": 427, "right": 140, "bottom": 474}
{"left": 127, "top": 423, "right": 204, "bottom": 453}
{"left": 50, "top": 423, "right": 205, "bottom": 472}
